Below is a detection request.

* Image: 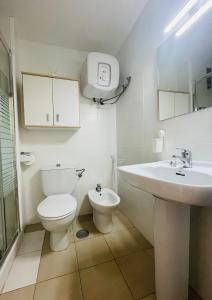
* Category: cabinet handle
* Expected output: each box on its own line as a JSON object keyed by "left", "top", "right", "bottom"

{"left": 46, "top": 113, "right": 49, "bottom": 122}
{"left": 56, "top": 114, "right": 60, "bottom": 122}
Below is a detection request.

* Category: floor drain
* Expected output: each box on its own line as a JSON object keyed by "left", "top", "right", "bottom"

{"left": 76, "top": 229, "right": 89, "bottom": 239}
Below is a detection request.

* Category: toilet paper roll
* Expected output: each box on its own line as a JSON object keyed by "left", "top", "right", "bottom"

{"left": 152, "top": 138, "right": 163, "bottom": 153}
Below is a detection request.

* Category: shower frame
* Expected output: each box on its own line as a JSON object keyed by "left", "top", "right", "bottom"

{"left": 0, "top": 30, "right": 20, "bottom": 267}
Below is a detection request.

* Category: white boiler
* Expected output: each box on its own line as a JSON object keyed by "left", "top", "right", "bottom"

{"left": 80, "top": 52, "right": 120, "bottom": 100}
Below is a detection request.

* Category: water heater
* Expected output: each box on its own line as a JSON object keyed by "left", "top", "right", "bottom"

{"left": 80, "top": 52, "right": 120, "bottom": 100}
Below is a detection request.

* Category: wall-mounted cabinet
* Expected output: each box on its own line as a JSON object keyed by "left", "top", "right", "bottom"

{"left": 22, "top": 73, "right": 80, "bottom": 128}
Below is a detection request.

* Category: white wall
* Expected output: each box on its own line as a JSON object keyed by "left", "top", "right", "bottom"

{"left": 116, "top": 0, "right": 212, "bottom": 298}
{"left": 16, "top": 39, "right": 117, "bottom": 225}
{"left": 0, "top": 17, "right": 10, "bottom": 46}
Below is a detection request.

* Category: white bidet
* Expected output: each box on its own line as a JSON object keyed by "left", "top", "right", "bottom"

{"left": 88, "top": 188, "right": 120, "bottom": 233}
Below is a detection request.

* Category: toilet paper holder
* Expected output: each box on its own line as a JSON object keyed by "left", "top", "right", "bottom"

{"left": 20, "top": 152, "right": 35, "bottom": 166}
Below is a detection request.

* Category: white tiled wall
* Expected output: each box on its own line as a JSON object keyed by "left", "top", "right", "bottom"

{"left": 16, "top": 39, "right": 117, "bottom": 225}
{"left": 116, "top": 0, "right": 212, "bottom": 298}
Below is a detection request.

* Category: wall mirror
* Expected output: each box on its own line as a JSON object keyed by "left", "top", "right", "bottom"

{"left": 157, "top": 9, "right": 212, "bottom": 121}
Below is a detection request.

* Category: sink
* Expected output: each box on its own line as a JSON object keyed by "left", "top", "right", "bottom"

{"left": 118, "top": 161, "right": 212, "bottom": 300}
{"left": 118, "top": 161, "right": 212, "bottom": 206}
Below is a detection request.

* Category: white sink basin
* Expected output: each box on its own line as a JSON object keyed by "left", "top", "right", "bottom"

{"left": 118, "top": 161, "right": 212, "bottom": 206}
{"left": 118, "top": 160, "right": 212, "bottom": 300}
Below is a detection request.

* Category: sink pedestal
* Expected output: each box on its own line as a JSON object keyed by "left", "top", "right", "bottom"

{"left": 154, "top": 198, "right": 190, "bottom": 300}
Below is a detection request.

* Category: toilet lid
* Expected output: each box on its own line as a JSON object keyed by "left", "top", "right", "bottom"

{"left": 37, "top": 194, "right": 77, "bottom": 219}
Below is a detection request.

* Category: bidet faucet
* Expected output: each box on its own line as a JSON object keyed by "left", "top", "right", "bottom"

{"left": 171, "top": 148, "right": 192, "bottom": 168}
{"left": 96, "top": 184, "right": 102, "bottom": 192}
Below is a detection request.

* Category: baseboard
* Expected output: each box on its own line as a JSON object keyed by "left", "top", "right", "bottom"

{"left": 0, "top": 231, "right": 23, "bottom": 291}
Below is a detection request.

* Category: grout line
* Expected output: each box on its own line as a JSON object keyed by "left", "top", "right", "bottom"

{"left": 0, "top": 284, "right": 35, "bottom": 296}
{"left": 35, "top": 271, "right": 79, "bottom": 286}
{"left": 115, "top": 261, "right": 137, "bottom": 300}
{"left": 32, "top": 233, "right": 45, "bottom": 300}
{"left": 104, "top": 235, "right": 154, "bottom": 261}
{"left": 73, "top": 238, "right": 85, "bottom": 300}
{"left": 34, "top": 258, "right": 118, "bottom": 288}
{"left": 32, "top": 284, "right": 36, "bottom": 300}
{"left": 104, "top": 234, "right": 136, "bottom": 300}
{"left": 140, "top": 292, "right": 156, "bottom": 299}
{"left": 103, "top": 233, "right": 116, "bottom": 259}
{"left": 78, "top": 257, "right": 115, "bottom": 272}
{"left": 17, "top": 248, "right": 44, "bottom": 257}
{"left": 103, "top": 226, "right": 156, "bottom": 300}
{"left": 31, "top": 213, "right": 141, "bottom": 298}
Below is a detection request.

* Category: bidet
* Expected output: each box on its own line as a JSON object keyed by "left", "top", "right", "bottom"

{"left": 88, "top": 188, "right": 120, "bottom": 233}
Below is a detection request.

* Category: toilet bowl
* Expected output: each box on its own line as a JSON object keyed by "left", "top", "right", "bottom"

{"left": 88, "top": 188, "right": 120, "bottom": 233}
{"left": 37, "top": 194, "right": 76, "bottom": 251}
{"left": 37, "top": 164, "right": 77, "bottom": 251}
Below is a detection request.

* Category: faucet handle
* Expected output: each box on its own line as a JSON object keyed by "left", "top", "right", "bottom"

{"left": 176, "top": 147, "right": 186, "bottom": 153}
{"left": 176, "top": 148, "right": 191, "bottom": 157}
{"left": 96, "top": 184, "right": 102, "bottom": 192}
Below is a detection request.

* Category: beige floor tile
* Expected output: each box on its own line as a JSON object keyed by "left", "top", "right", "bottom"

{"left": 140, "top": 294, "right": 156, "bottom": 300}
{"left": 189, "top": 287, "right": 202, "bottom": 300}
{"left": 24, "top": 223, "right": 44, "bottom": 233}
{"left": 34, "top": 272, "right": 82, "bottom": 300}
{"left": 73, "top": 217, "right": 102, "bottom": 241}
{"left": 116, "top": 250, "right": 155, "bottom": 299}
{"left": 139, "top": 288, "right": 201, "bottom": 300}
{"left": 129, "top": 228, "right": 153, "bottom": 250}
{"left": 0, "top": 285, "right": 35, "bottom": 300}
{"left": 145, "top": 248, "right": 154, "bottom": 259}
{"left": 18, "top": 231, "right": 45, "bottom": 255}
{"left": 80, "top": 261, "right": 133, "bottom": 300}
{"left": 105, "top": 229, "right": 142, "bottom": 258}
{"left": 37, "top": 243, "right": 77, "bottom": 282}
{"left": 76, "top": 236, "right": 113, "bottom": 269}
{"left": 3, "top": 251, "right": 41, "bottom": 293}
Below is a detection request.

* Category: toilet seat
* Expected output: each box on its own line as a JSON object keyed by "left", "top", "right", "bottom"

{"left": 37, "top": 194, "right": 77, "bottom": 220}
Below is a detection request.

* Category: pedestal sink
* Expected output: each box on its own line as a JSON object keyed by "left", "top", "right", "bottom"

{"left": 118, "top": 161, "right": 212, "bottom": 300}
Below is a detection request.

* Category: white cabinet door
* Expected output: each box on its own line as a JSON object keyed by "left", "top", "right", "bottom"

{"left": 23, "top": 74, "right": 53, "bottom": 126}
{"left": 52, "top": 78, "right": 79, "bottom": 127}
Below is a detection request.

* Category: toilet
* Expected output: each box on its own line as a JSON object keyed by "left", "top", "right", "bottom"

{"left": 88, "top": 188, "right": 120, "bottom": 233}
{"left": 37, "top": 164, "right": 77, "bottom": 252}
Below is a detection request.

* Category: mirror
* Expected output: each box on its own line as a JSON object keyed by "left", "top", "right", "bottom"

{"left": 157, "top": 9, "right": 212, "bottom": 121}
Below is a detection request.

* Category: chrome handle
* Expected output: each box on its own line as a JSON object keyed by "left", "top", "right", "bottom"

{"left": 56, "top": 114, "right": 59, "bottom": 122}
{"left": 46, "top": 113, "right": 49, "bottom": 122}
{"left": 176, "top": 147, "right": 186, "bottom": 152}
{"left": 176, "top": 148, "right": 191, "bottom": 156}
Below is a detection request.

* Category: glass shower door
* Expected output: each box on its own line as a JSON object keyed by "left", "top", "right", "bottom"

{"left": 0, "top": 36, "right": 19, "bottom": 264}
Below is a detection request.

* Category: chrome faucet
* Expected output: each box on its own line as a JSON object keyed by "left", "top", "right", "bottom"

{"left": 170, "top": 148, "right": 192, "bottom": 168}
{"left": 96, "top": 184, "right": 102, "bottom": 192}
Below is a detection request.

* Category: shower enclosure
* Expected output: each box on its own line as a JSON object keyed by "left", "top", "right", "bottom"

{"left": 0, "top": 34, "right": 19, "bottom": 265}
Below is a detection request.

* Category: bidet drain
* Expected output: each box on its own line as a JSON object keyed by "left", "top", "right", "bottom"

{"left": 76, "top": 229, "right": 89, "bottom": 239}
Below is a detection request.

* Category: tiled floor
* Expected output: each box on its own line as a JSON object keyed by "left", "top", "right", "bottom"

{"left": 0, "top": 211, "right": 201, "bottom": 300}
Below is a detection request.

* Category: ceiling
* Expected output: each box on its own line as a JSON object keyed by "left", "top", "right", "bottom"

{"left": 0, "top": 0, "right": 148, "bottom": 54}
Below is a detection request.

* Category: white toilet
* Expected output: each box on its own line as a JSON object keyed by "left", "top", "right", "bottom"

{"left": 88, "top": 187, "right": 120, "bottom": 233}
{"left": 37, "top": 164, "right": 77, "bottom": 252}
